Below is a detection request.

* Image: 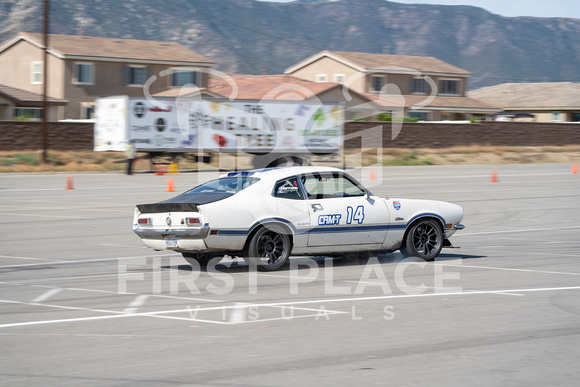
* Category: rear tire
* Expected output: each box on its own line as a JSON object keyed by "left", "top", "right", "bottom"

{"left": 182, "top": 253, "right": 222, "bottom": 268}
{"left": 243, "top": 225, "right": 291, "bottom": 271}
{"left": 400, "top": 219, "right": 443, "bottom": 261}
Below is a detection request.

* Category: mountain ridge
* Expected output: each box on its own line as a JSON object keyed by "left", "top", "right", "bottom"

{"left": 1, "top": 0, "right": 579, "bottom": 89}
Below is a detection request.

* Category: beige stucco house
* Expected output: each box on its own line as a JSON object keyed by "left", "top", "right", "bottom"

{"left": 469, "top": 82, "right": 580, "bottom": 122}
{"left": 0, "top": 84, "right": 66, "bottom": 121}
{"left": 0, "top": 32, "right": 215, "bottom": 120}
{"left": 285, "top": 50, "right": 498, "bottom": 121}
{"left": 208, "top": 74, "right": 381, "bottom": 120}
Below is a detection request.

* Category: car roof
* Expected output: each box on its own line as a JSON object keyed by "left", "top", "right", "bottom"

{"left": 221, "top": 166, "right": 344, "bottom": 180}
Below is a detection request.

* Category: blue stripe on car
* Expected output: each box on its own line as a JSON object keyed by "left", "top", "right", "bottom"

{"left": 215, "top": 213, "right": 446, "bottom": 237}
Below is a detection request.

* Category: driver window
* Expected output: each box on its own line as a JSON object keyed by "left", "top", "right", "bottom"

{"left": 302, "top": 173, "right": 365, "bottom": 199}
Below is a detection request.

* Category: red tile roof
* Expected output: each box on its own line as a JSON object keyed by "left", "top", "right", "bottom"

{"left": 208, "top": 74, "right": 345, "bottom": 100}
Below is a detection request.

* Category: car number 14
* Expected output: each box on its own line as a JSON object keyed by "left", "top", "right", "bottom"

{"left": 346, "top": 206, "right": 365, "bottom": 224}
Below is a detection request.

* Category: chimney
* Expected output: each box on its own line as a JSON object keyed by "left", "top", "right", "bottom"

{"left": 383, "top": 46, "right": 390, "bottom": 55}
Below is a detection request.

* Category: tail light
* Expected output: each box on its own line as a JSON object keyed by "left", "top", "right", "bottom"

{"left": 138, "top": 218, "right": 151, "bottom": 226}
{"left": 185, "top": 217, "right": 201, "bottom": 226}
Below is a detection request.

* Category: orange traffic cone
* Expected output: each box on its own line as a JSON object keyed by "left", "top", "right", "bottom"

{"left": 369, "top": 168, "right": 377, "bottom": 181}
{"left": 66, "top": 176, "right": 74, "bottom": 189}
{"left": 166, "top": 178, "right": 175, "bottom": 192}
{"left": 572, "top": 164, "right": 579, "bottom": 174}
{"left": 490, "top": 170, "right": 499, "bottom": 183}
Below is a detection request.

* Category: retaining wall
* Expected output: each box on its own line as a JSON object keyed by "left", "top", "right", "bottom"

{"left": 1, "top": 121, "right": 579, "bottom": 151}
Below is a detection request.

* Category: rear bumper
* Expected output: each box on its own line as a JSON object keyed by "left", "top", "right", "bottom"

{"left": 132, "top": 224, "right": 210, "bottom": 240}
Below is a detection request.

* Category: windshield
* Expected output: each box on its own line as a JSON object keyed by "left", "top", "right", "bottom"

{"left": 185, "top": 177, "right": 259, "bottom": 194}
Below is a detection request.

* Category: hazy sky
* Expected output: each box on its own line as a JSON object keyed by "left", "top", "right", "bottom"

{"left": 263, "top": 0, "right": 580, "bottom": 19}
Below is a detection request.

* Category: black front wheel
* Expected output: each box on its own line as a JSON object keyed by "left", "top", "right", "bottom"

{"left": 243, "top": 225, "right": 291, "bottom": 271}
{"left": 400, "top": 219, "right": 443, "bottom": 260}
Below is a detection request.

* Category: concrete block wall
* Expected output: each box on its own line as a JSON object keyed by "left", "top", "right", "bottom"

{"left": 1, "top": 121, "right": 580, "bottom": 151}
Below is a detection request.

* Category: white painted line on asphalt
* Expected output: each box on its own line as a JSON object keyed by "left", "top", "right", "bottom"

{"left": 0, "top": 333, "right": 189, "bottom": 338}
{"left": 0, "top": 255, "right": 62, "bottom": 262}
{"left": 0, "top": 314, "right": 128, "bottom": 329}
{"left": 0, "top": 298, "right": 123, "bottom": 317}
{"left": 454, "top": 246, "right": 580, "bottom": 258}
{"left": 0, "top": 281, "right": 223, "bottom": 304}
{"left": 2, "top": 285, "right": 579, "bottom": 329}
{"left": 455, "top": 225, "right": 580, "bottom": 237}
{"left": 31, "top": 288, "right": 63, "bottom": 303}
{"left": 442, "top": 263, "right": 580, "bottom": 276}
{"left": 424, "top": 286, "right": 524, "bottom": 297}
{"left": 358, "top": 172, "right": 572, "bottom": 181}
{"left": 228, "top": 302, "right": 249, "bottom": 324}
{"left": 0, "top": 212, "right": 94, "bottom": 219}
{"left": 0, "top": 206, "right": 70, "bottom": 210}
{"left": 9, "top": 272, "right": 143, "bottom": 285}
{"left": 0, "top": 184, "right": 194, "bottom": 193}
{"left": 519, "top": 251, "right": 580, "bottom": 258}
{"left": 143, "top": 285, "right": 580, "bottom": 315}
{"left": 153, "top": 305, "right": 347, "bottom": 326}
{"left": 0, "top": 192, "right": 169, "bottom": 200}
{"left": 0, "top": 252, "right": 180, "bottom": 269}
{"left": 123, "top": 294, "right": 149, "bottom": 314}
{"left": 98, "top": 243, "right": 141, "bottom": 248}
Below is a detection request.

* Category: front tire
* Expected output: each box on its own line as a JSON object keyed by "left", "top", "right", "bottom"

{"left": 243, "top": 225, "right": 292, "bottom": 271}
{"left": 400, "top": 219, "right": 443, "bottom": 260}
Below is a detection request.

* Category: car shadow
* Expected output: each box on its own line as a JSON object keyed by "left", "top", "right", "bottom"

{"left": 162, "top": 251, "right": 486, "bottom": 273}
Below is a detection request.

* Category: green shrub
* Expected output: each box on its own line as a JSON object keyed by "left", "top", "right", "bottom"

{"left": 0, "top": 158, "right": 15, "bottom": 166}
{"left": 376, "top": 113, "right": 392, "bottom": 121}
{"left": 46, "top": 155, "right": 64, "bottom": 166}
{"left": 14, "top": 154, "right": 39, "bottom": 165}
{"left": 13, "top": 115, "right": 37, "bottom": 121}
{"left": 388, "top": 150, "right": 435, "bottom": 166}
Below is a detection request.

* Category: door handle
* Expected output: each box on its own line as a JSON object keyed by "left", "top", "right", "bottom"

{"left": 311, "top": 204, "right": 323, "bottom": 212}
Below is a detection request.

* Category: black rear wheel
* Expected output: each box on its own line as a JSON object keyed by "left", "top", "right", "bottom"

{"left": 243, "top": 225, "right": 291, "bottom": 271}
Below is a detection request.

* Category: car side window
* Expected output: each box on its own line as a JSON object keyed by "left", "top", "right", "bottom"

{"left": 302, "top": 173, "right": 366, "bottom": 199}
{"left": 273, "top": 177, "right": 304, "bottom": 200}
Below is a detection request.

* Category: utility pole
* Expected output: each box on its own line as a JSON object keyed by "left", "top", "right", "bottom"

{"left": 41, "top": 0, "right": 49, "bottom": 163}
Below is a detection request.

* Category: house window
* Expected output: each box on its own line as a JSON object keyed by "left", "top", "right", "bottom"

{"left": 81, "top": 105, "right": 95, "bottom": 119}
{"left": 125, "top": 65, "right": 148, "bottom": 86}
{"left": 316, "top": 74, "right": 328, "bottom": 82}
{"left": 440, "top": 79, "right": 459, "bottom": 95}
{"left": 412, "top": 78, "right": 428, "bottom": 94}
{"left": 371, "top": 75, "right": 384, "bottom": 92}
{"left": 31, "top": 62, "right": 43, "bottom": 84}
{"left": 409, "top": 111, "right": 429, "bottom": 121}
{"left": 14, "top": 107, "right": 42, "bottom": 121}
{"left": 73, "top": 62, "right": 94, "bottom": 84}
{"left": 334, "top": 74, "right": 345, "bottom": 84}
{"left": 171, "top": 69, "right": 197, "bottom": 87}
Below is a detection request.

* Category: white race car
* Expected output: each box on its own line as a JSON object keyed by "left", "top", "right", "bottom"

{"left": 133, "top": 166, "right": 464, "bottom": 271}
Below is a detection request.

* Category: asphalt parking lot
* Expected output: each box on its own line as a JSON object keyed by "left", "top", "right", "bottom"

{"left": 1, "top": 163, "right": 579, "bottom": 386}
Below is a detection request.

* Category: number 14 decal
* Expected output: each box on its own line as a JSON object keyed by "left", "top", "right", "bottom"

{"left": 346, "top": 205, "right": 365, "bottom": 224}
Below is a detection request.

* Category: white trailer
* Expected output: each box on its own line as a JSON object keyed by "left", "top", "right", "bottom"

{"left": 94, "top": 96, "right": 344, "bottom": 168}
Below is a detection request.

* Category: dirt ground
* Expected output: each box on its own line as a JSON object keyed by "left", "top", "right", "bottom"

{"left": 0, "top": 146, "right": 579, "bottom": 173}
